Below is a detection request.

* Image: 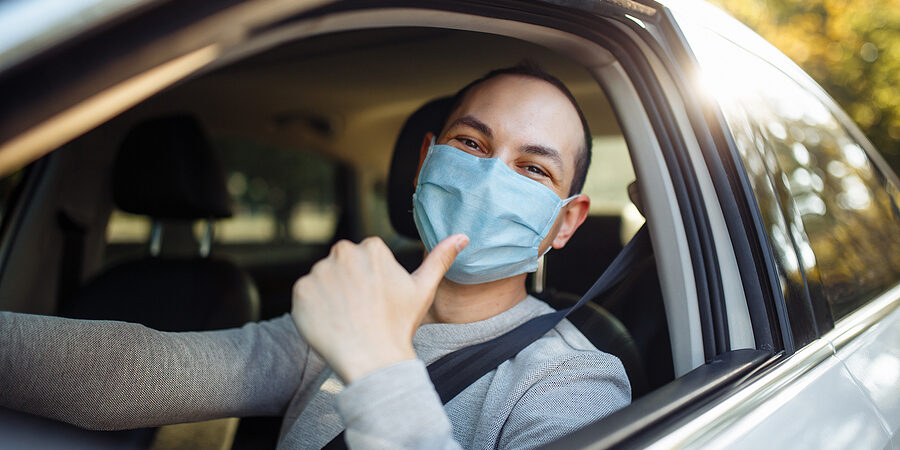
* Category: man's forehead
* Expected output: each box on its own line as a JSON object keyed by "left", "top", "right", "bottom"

{"left": 449, "top": 75, "right": 583, "bottom": 162}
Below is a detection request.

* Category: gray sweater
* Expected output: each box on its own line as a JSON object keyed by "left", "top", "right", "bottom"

{"left": 0, "top": 296, "right": 630, "bottom": 449}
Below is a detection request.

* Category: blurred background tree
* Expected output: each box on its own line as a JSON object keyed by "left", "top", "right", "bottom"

{"left": 709, "top": 0, "right": 900, "bottom": 172}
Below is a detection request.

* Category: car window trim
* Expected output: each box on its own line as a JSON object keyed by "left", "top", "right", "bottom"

{"left": 607, "top": 17, "right": 761, "bottom": 353}
{"left": 546, "top": 348, "right": 773, "bottom": 449}
{"left": 648, "top": 6, "right": 791, "bottom": 355}
{"left": 827, "top": 282, "right": 900, "bottom": 350}
{"left": 646, "top": 340, "right": 832, "bottom": 447}
{"left": 592, "top": 16, "right": 728, "bottom": 363}
{"left": 644, "top": 281, "right": 900, "bottom": 447}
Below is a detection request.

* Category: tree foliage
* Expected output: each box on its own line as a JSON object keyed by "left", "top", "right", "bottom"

{"left": 710, "top": 0, "right": 900, "bottom": 172}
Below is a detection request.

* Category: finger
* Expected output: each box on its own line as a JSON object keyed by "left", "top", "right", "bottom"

{"left": 412, "top": 234, "right": 469, "bottom": 290}
{"left": 330, "top": 239, "right": 354, "bottom": 258}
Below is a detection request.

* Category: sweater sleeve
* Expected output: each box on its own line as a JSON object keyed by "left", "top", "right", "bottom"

{"left": 497, "top": 352, "right": 631, "bottom": 449}
{"left": 0, "top": 312, "right": 308, "bottom": 431}
{"left": 335, "top": 360, "right": 462, "bottom": 450}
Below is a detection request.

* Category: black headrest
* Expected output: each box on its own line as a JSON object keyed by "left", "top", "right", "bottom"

{"left": 388, "top": 97, "right": 453, "bottom": 239}
{"left": 113, "top": 115, "right": 231, "bottom": 220}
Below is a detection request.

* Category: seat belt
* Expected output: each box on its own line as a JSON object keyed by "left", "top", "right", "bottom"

{"left": 322, "top": 225, "right": 651, "bottom": 449}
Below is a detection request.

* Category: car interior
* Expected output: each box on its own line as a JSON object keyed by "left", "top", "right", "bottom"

{"left": 0, "top": 19, "right": 711, "bottom": 448}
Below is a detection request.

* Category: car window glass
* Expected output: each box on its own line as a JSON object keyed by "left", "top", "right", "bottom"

{"left": 105, "top": 138, "right": 340, "bottom": 265}
{"left": 210, "top": 136, "right": 339, "bottom": 245}
{"left": 686, "top": 25, "right": 900, "bottom": 325}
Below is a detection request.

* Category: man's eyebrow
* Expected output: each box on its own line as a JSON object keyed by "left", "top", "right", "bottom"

{"left": 448, "top": 115, "right": 493, "bottom": 138}
{"left": 521, "top": 144, "right": 563, "bottom": 170}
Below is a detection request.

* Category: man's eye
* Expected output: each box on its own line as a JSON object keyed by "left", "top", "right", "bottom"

{"left": 457, "top": 138, "right": 480, "bottom": 151}
{"left": 526, "top": 166, "right": 548, "bottom": 177}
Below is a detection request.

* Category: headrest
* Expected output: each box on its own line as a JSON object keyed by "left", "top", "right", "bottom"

{"left": 113, "top": 115, "right": 231, "bottom": 220}
{"left": 388, "top": 97, "right": 453, "bottom": 239}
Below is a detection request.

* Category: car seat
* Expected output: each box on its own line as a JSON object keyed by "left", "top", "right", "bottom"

{"left": 60, "top": 115, "right": 260, "bottom": 331}
{"left": 542, "top": 180, "right": 673, "bottom": 393}
{"left": 387, "top": 97, "right": 652, "bottom": 397}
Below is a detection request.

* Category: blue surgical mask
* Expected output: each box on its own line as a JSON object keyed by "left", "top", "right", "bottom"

{"left": 412, "top": 139, "right": 575, "bottom": 284}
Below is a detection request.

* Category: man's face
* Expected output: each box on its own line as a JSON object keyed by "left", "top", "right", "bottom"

{"left": 436, "top": 74, "right": 584, "bottom": 199}
{"left": 424, "top": 74, "right": 589, "bottom": 255}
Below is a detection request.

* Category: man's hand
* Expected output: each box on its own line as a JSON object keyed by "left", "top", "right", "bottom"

{"left": 291, "top": 234, "right": 468, "bottom": 384}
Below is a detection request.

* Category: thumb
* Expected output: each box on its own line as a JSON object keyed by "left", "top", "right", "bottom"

{"left": 412, "top": 234, "right": 469, "bottom": 289}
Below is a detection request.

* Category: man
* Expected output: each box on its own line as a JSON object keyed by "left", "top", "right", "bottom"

{"left": 0, "top": 64, "right": 630, "bottom": 449}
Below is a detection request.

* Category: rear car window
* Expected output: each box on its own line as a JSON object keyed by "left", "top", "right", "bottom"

{"left": 212, "top": 136, "right": 339, "bottom": 245}
{"left": 105, "top": 137, "right": 340, "bottom": 262}
{"left": 687, "top": 25, "right": 900, "bottom": 323}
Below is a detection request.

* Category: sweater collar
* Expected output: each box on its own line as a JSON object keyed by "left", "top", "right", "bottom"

{"left": 412, "top": 295, "right": 552, "bottom": 361}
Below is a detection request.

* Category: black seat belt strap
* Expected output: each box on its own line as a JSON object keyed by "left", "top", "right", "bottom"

{"left": 322, "top": 225, "right": 651, "bottom": 449}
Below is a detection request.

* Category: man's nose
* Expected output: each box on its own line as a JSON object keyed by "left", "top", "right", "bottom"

{"left": 489, "top": 146, "right": 518, "bottom": 169}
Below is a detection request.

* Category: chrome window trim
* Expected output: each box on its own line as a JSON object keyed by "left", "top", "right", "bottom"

{"left": 646, "top": 282, "right": 900, "bottom": 447}
{"left": 825, "top": 282, "right": 900, "bottom": 351}
{"left": 647, "top": 339, "right": 832, "bottom": 448}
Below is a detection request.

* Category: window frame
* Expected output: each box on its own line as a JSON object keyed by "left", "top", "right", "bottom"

{"left": 0, "top": 0, "right": 724, "bottom": 376}
{"left": 0, "top": 0, "right": 794, "bottom": 447}
{"left": 210, "top": 0, "right": 720, "bottom": 378}
{"left": 261, "top": 0, "right": 777, "bottom": 445}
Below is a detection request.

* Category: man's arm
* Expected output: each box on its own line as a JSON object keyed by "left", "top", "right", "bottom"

{"left": 0, "top": 312, "right": 308, "bottom": 430}
{"left": 335, "top": 360, "right": 459, "bottom": 449}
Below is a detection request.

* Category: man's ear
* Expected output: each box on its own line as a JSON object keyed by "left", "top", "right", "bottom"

{"left": 414, "top": 132, "right": 435, "bottom": 186}
{"left": 551, "top": 194, "right": 590, "bottom": 249}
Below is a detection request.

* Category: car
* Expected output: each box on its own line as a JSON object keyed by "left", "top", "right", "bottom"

{"left": 0, "top": 0, "right": 898, "bottom": 448}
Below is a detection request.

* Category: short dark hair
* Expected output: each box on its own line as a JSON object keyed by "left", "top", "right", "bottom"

{"left": 443, "top": 62, "right": 592, "bottom": 196}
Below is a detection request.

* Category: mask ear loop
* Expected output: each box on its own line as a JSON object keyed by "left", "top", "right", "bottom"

{"left": 532, "top": 254, "right": 546, "bottom": 294}
{"left": 533, "top": 193, "right": 576, "bottom": 294}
